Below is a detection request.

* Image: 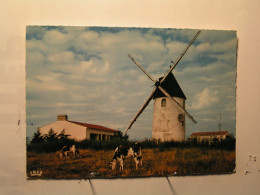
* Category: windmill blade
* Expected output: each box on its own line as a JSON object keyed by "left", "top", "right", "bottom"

{"left": 157, "top": 85, "right": 197, "bottom": 124}
{"left": 128, "top": 54, "right": 156, "bottom": 83}
{"left": 128, "top": 30, "right": 200, "bottom": 87}
{"left": 124, "top": 87, "right": 157, "bottom": 134}
{"left": 160, "top": 30, "right": 201, "bottom": 84}
{"left": 128, "top": 54, "right": 197, "bottom": 124}
{"left": 126, "top": 31, "right": 200, "bottom": 132}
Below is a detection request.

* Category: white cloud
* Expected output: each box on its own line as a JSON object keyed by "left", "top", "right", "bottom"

{"left": 79, "top": 60, "right": 93, "bottom": 70}
{"left": 166, "top": 41, "right": 187, "bottom": 55}
{"left": 29, "top": 73, "right": 66, "bottom": 92}
{"left": 26, "top": 50, "right": 45, "bottom": 66}
{"left": 79, "top": 31, "right": 99, "bottom": 42}
{"left": 43, "top": 30, "right": 68, "bottom": 46}
{"left": 47, "top": 51, "right": 75, "bottom": 64}
{"left": 191, "top": 87, "right": 219, "bottom": 110}
{"left": 102, "top": 61, "right": 110, "bottom": 72}
{"left": 197, "top": 42, "right": 210, "bottom": 52}
{"left": 26, "top": 27, "right": 237, "bottom": 139}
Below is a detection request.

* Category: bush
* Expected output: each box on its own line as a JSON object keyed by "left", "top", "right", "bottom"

{"left": 78, "top": 139, "right": 130, "bottom": 150}
{"left": 27, "top": 129, "right": 75, "bottom": 153}
{"left": 27, "top": 128, "right": 235, "bottom": 153}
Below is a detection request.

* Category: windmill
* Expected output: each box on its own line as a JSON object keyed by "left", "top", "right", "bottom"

{"left": 124, "top": 31, "right": 201, "bottom": 141}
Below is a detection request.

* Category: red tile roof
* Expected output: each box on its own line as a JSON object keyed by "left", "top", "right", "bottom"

{"left": 69, "top": 121, "right": 118, "bottom": 132}
{"left": 190, "top": 131, "right": 229, "bottom": 137}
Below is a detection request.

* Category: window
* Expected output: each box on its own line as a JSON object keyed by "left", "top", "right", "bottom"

{"left": 90, "top": 133, "right": 98, "bottom": 140}
{"left": 161, "top": 98, "right": 166, "bottom": 107}
{"left": 178, "top": 114, "right": 184, "bottom": 126}
{"left": 178, "top": 114, "right": 184, "bottom": 122}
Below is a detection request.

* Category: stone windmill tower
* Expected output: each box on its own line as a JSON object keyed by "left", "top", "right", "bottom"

{"left": 124, "top": 31, "right": 200, "bottom": 141}
{"left": 152, "top": 73, "right": 186, "bottom": 141}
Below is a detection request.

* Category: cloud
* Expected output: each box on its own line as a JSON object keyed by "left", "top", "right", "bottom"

{"left": 191, "top": 88, "right": 219, "bottom": 110}
{"left": 79, "top": 60, "right": 93, "bottom": 71}
{"left": 26, "top": 26, "right": 237, "bottom": 139}
{"left": 43, "top": 29, "right": 68, "bottom": 47}
{"left": 47, "top": 51, "right": 75, "bottom": 64}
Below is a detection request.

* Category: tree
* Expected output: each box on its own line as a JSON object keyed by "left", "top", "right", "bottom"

{"left": 57, "top": 129, "right": 71, "bottom": 140}
{"left": 113, "top": 130, "right": 129, "bottom": 140}
{"left": 31, "top": 128, "right": 44, "bottom": 144}
{"left": 57, "top": 129, "right": 70, "bottom": 141}
{"left": 44, "top": 128, "right": 58, "bottom": 142}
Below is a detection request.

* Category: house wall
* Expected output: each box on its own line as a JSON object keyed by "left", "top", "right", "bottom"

{"left": 39, "top": 121, "right": 115, "bottom": 141}
{"left": 86, "top": 128, "right": 115, "bottom": 141}
{"left": 39, "top": 121, "right": 87, "bottom": 141}
{"left": 191, "top": 134, "right": 228, "bottom": 141}
{"left": 152, "top": 97, "right": 185, "bottom": 141}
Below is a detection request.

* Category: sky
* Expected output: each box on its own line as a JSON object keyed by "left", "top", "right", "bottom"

{"left": 26, "top": 26, "right": 237, "bottom": 140}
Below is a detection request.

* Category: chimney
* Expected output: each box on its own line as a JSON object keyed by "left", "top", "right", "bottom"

{"left": 57, "top": 114, "right": 68, "bottom": 121}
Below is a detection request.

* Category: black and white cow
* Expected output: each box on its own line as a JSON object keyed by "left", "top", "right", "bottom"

{"left": 59, "top": 145, "right": 80, "bottom": 158}
{"left": 110, "top": 142, "right": 143, "bottom": 171}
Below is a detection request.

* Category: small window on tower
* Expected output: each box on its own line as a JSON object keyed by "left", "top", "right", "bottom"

{"left": 178, "top": 114, "right": 184, "bottom": 122}
{"left": 161, "top": 98, "right": 166, "bottom": 107}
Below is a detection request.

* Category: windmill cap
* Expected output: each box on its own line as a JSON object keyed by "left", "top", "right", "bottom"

{"left": 153, "top": 73, "right": 186, "bottom": 99}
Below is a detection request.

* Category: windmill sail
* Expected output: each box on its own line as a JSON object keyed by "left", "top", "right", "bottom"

{"left": 156, "top": 83, "right": 197, "bottom": 124}
{"left": 124, "top": 87, "right": 157, "bottom": 134}
{"left": 160, "top": 30, "right": 201, "bottom": 84}
{"left": 128, "top": 55, "right": 197, "bottom": 125}
{"left": 124, "top": 31, "right": 200, "bottom": 134}
{"left": 154, "top": 73, "right": 197, "bottom": 124}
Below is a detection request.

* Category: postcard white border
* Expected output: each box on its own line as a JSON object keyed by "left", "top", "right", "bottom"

{"left": 0, "top": 0, "right": 260, "bottom": 194}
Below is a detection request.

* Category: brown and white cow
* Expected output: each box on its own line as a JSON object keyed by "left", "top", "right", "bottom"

{"left": 110, "top": 142, "right": 143, "bottom": 171}
{"left": 59, "top": 145, "right": 79, "bottom": 158}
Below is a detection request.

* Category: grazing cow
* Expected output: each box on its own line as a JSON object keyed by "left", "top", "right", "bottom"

{"left": 110, "top": 142, "right": 143, "bottom": 171}
{"left": 59, "top": 145, "right": 79, "bottom": 158}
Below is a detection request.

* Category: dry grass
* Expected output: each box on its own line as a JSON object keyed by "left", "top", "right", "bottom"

{"left": 27, "top": 147, "right": 235, "bottom": 179}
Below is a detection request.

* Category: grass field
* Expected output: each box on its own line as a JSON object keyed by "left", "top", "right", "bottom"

{"left": 27, "top": 147, "right": 235, "bottom": 179}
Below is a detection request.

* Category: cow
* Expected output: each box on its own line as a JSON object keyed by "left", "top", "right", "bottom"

{"left": 110, "top": 142, "right": 143, "bottom": 171}
{"left": 59, "top": 145, "right": 80, "bottom": 158}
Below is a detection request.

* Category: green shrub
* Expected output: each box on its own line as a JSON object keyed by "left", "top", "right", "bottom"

{"left": 27, "top": 128, "right": 235, "bottom": 153}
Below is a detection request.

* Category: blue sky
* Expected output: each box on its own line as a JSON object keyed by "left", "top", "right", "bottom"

{"left": 26, "top": 26, "right": 237, "bottom": 140}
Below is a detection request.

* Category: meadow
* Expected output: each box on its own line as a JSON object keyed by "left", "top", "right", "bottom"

{"left": 27, "top": 147, "right": 235, "bottom": 179}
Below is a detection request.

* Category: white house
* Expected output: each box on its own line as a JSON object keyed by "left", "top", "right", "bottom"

{"left": 189, "top": 131, "right": 230, "bottom": 142}
{"left": 39, "top": 115, "right": 118, "bottom": 141}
